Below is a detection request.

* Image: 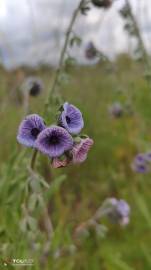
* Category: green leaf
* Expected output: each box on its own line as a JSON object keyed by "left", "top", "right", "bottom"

{"left": 19, "top": 218, "right": 28, "bottom": 233}
{"left": 46, "top": 175, "right": 67, "bottom": 199}
{"left": 39, "top": 177, "right": 50, "bottom": 189}
{"left": 27, "top": 216, "right": 37, "bottom": 231}
{"left": 28, "top": 193, "right": 38, "bottom": 211}
{"left": 107, "top": 254, "right": 133, "bottom": 270}
{"left": 141, "top": 244, "right": 151, "bottom": 266}
{"left": 134, "top": 192, "right": 151, "bottom": 228}
{"left": 70, "top": 36, "right": 82, "bottom": 47}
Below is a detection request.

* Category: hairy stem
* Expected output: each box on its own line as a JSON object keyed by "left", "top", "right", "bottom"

{"left": 30, "top": 149, "right": 38, "bottom": 170}
{"left": 125, "top": 0, "right": 149, "bottom": 66}
{"left": 45, "top": 0, "right": 84, "bottom": 113}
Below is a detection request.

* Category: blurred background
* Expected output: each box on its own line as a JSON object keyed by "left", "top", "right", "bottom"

{"left": 0, "top": 0, "right": 150, "bottom": 68}
{"left": 0, "top": 0, "right": 151, "bottom": 269}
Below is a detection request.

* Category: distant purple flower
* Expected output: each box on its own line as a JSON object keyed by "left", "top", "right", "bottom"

{"left": 131, "top": 153, "right": 149, "bottom": 173}
{"left": 106, "top": 198, "right": 130, "bottom": 226}
{"left": 71, "top": 138, "right": 94, "bottom": 164}
{"left": 85, "top": 41, "right": 98, "bottom": 60}
{"left": 132, "top": 163, "right": 148, "bottom": 174}
{"left": 21, "top": 76, "right": 43, "bottom": 97}
{"left": 36, "top": 126, "right": 73, "bottom": 158}
{"left": 145, "top": 152, "right": 151, "bottom": 162}
{"left": 135, "top": 153, "right": 146, "bottom": 164}
{"left": 59, "top": 102, "right": 84, "bottom": 135}
{"left": 17, "top": 114, "right": 46, "bottom": 148}
{"left": 109, "top": 102, "right": 123, "bottom": 118}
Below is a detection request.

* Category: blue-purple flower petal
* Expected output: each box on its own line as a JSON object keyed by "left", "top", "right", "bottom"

{"left": 117, "top": 200, "right": 130, "bottom": 218}
{"left": 36, "top": 126, "right": 73, "bottom": 158}
{"left": 17, "top": 114, "right": 46, "bottom": 148}
{"left": 59, "top": 102, "right": 84, "bottom": 135}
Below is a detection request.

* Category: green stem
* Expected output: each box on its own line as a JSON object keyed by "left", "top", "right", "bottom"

{"left": 30, "top": 149, "right": 38, "bottom": 170}
{"left": 125, "top": 0, "right": 149, "bottom": 66}
{"left": 44, "top": 0, "right": 85, "bottom": 114}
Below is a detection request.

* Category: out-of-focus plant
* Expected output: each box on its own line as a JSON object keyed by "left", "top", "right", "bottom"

{"left": 119, "top": 0, "right": 151, "bottom": 91}
{"left": 131, "top": 152, "right": 151, "bottom": 174}
{"left": 119, "top": 0, "right": 148, "bottom": 64}
{"left": 20, "top": 76, "right": 44, "bottom": 114}
{"left": 75, "top": 198, "right": 130, "bottom": 239}
{"left": 120, "top": 0, "right": 151, "bottom": 88}
{"left": 85, "top": 41, "right": 109, "bottom": 63}
{"left": 109, "top": 101, "right": 133, "bottom": 118}
{"left": 119, "top": 1, "right": 151, "bottom": 173}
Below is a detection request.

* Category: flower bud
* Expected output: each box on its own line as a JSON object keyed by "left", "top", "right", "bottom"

{"left": 91, "top": 0, "right": 112, "bottom": 9}
{"left": 21, "top": 77, "right": 43, "bottom": 97}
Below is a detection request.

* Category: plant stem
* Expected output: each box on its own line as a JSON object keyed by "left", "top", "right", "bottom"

{"left": 30, "top": 149, "right": 38, "bottom": 170}
{"left": 125, "top": 0, "right": 149, "bottom": 66}
{"left": 45, "top": 0, "right": 84, "bottom": 113}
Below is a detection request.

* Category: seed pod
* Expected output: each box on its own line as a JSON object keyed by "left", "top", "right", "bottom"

{"left": 91, "top": 0, "right": 112, "bottom": 9}
{"left": 21, "top": 77, "right": 44, "bottom": 97}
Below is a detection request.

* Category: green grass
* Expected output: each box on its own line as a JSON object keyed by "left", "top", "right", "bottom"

{"left": 0, "top": 55, "right": 151, "bottom": 269}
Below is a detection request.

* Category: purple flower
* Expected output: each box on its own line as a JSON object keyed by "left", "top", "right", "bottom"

{"left": 106, "top": 198, "right": 130, "bottom": 226}
{"left": 132, "top": 163, "right": 148, "bottom": 173}
{"left": 85, "top": 41, "right": 98, "bottom": 60}
{"left": 36, "top": 126, "right": 73, "bottom": 158}
{"left": 145, "top": 152, "right": 151, "bottom": 162}
{"left": 71, "top": 138, "right": 94, "bottom": 164}
{"left": 116, "top": 200, "right": 130, "bottom": 225}
{"left": 135, "top": 153, "right": 146, "bottom": 164}
{"left": 17, "top": 114, "right": 46, "bottom": 148}
{"left": 109, "top": 102, "right": 123, "bottom": 118}
{"left": 131, "top": 153, "right": 149, "bottom": 173}
{"left": 59, "top": 102, "right": 84, "bottom": 135}
{"left": 21, "top": 76, "right": 43, "bottom": 97}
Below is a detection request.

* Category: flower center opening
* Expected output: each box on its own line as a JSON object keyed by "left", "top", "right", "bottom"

{"left": 66, "top": 116, "right": 71, "bottom": 124}
{"left": 49, "top": 135, "right": 59, "bottom": 145}
{"left": 30, "top": 83, "right": 40, "bottom": 96}
{"left": 31, "top": 128, "right": 40, "bottom": 138}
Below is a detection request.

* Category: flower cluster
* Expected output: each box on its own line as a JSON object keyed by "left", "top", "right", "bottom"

{"left": 104, "top": 198, "right": 130, "bottom": 226}
{"left": 17, "top": 102, "right": 93, "bottom": 168}
{"left": 131, "top": 152, "right": 151, "bottom": 174}
{"left": 109, "top": 102, "right": 123, "bottom": 118}
{"left": 109, "top": 102, "right": 133, "bottom": 118}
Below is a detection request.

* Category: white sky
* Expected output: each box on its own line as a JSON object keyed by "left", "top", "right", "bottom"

{"left": 0, "top": 0, "right": 150, "bottom": 69}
